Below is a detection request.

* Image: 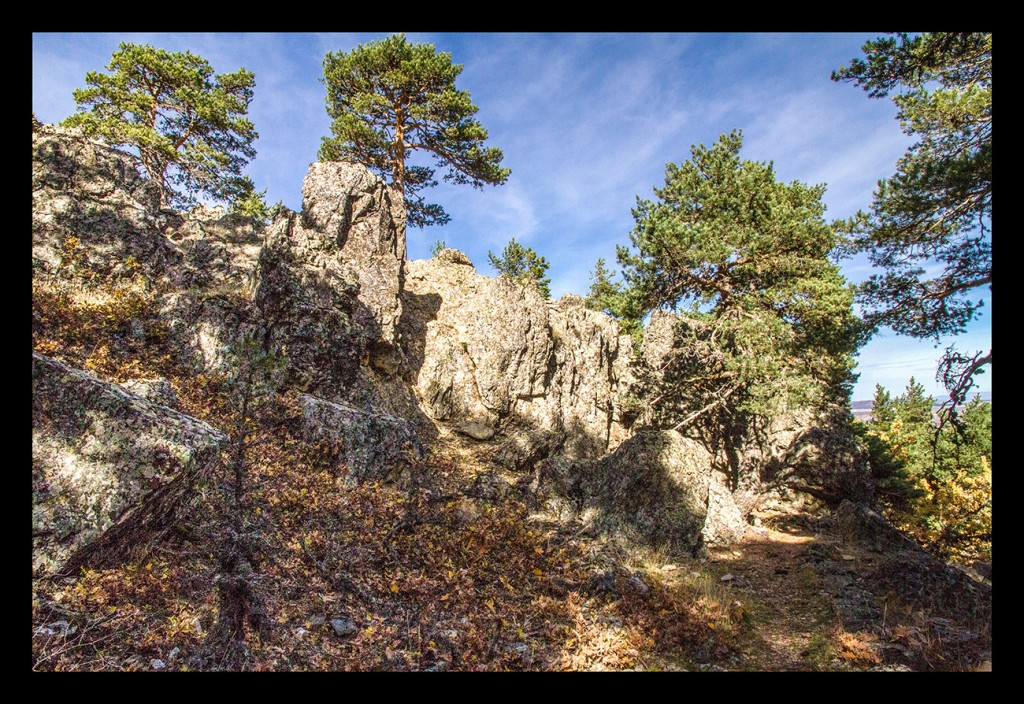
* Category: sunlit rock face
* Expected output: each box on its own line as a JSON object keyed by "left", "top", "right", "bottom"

{"left": 32, "top": 353, "right": 225, "bottom": 578}
{"left": 32, "top": 122, "right": 182, "bottom": 281}
{"left": 297, "top": 161, "right": 407, "bottom": 348}
{"left": 399, "top": 250, "right": 635, "bottom": 469}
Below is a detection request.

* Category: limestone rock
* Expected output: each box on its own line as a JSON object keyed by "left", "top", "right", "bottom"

{"left": 330, "top": 617, "right": 357, "bottom": 638}
{"left": 639, "top": 308, "right": 680, "bottom": 373}
{"left": 299, "top": 394, "right": 422, "bottom": 484}
{"left": 455, "top": 420, "right": 496, "bottom": 441}
{"left": 170, "top": 205, "right": 265, "bottom": 294}
{"left": 241, "top": 161, "right": 407, "bottom": 395}
{"left": 32, "top": 353, "right": 225, "bottom": 578}
{"left": 435, "top": 248, "right": 473, "bottom": 266}
{"left": 760, "top": 407, "right": 874, "bottom": 505}
{"left": 161, "top": 292, "right": 261, "bottom": 378}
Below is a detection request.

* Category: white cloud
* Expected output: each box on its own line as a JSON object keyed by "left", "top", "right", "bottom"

{"left": 33, "top": 33, "right": 991, "bottom": 403}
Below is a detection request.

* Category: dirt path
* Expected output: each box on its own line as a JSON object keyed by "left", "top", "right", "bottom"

{"left": 714, "top": 517, "right": 840, "bottom": 670}
{"left": 649, "top": 514, "right": 845, "bottom": 671}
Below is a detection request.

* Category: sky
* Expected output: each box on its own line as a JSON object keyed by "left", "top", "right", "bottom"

{"left": 31, "top": 32, "right": 992, "bottom": 401}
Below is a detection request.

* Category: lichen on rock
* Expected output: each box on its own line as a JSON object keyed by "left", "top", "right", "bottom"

{"left": 299, "top": 393, "right": 422, "bottom": 484}
{"left": 32, "top": 352, "right": 226, "bottom": 578}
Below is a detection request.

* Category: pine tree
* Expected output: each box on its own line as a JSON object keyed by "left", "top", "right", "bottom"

{"left": 320, "top": 34, "right": 510, "bottom": 231}
{"left": 63, "top": 43, "right": 258, "bottom": 208}
{"left": 834, "top": 33, "right": 991, "bottom": 405}
{"left": 487, "top": 237, "right": 552, "bottom": 299}
{"left": 585, "top": 258, "right": 644, "bottom": 343}
{"left": 870, "top": 384, "right": 894, "bottom": 424}
{"left": 619, "top": 130, "right": 862, "bottom": 428}
{"left": 585, "top": 258, "right": 618, "bottom": 313}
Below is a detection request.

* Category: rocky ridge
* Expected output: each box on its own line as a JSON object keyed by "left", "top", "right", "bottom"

{"left": 32, "top": 121, "right": 989, "bottom": 672}
{"left": 31, "top": 121, "right": 878, "bottom": 574}
{"left": 400, "top": 251, "right": 635, "bottom": 469}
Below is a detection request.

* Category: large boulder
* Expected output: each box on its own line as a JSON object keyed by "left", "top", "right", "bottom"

{"left": 400, "top": 251, "right": 634, "bottom": 468}
{"left": 32, "top": 353, "right": 226, "bottom": 578}
{"left": 538, "top": 429, "right": 746, "bottom": 553}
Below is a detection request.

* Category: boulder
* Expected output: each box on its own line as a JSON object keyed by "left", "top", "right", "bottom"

{"left": 539, "top": 429, "right": 746, "bottom": 553}
{"left": 299, "top": 394, "right": 422, "bottom": 484}
{"left": 456, "top": 420, "right": 497, "bottom": 441}
{"left": 32, "top": 353, "right": 225, "bottom": 578}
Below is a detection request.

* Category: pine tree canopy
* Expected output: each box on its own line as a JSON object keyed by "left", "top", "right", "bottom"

{"left": 619, "top": 130, "right": 862, "bottom": 424}
{"left": 63, "top": 43, "right": 258, "bottom": 209}
{"left": 833, "top": 32, "right": 991, "bottom": 409}
{"left": 488, "top": 237, "right": 552, "bottom": 299}
{"left": 320, "top": 34, "right": 510, "bottom": 230}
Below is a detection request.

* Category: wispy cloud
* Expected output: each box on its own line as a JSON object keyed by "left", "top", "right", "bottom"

{"left": 32, "top": 33, "right": 991, "bottom": 401}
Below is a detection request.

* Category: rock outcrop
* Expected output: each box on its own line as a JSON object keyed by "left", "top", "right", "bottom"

{"left": 297, "top": 161, "right": 406, "bottom": 351}
{"left": 32, "top": 353, "right": 226, "bottom": 578}
{"left": 163, "top": 162, "right": 412, "bottom": 407}
{"left": 31, "top": 123, "right": 867, "bottom": 561}
{"left": 400, "top": 251, "right": 634, "bottom": 468}
{"left": 172, "top": 204, "right": 265, "bottom": 294}
{"left": 32, "top": 122, "right": 181, "bottom": 280}
{"left": 537, "top": 430, "right": 746, "bottom": 554}
{"left": 252, "top": 213, "right": 371, "bottom": 398}
{"left": 638, "top": 308, "right": 872, "bottom": 508}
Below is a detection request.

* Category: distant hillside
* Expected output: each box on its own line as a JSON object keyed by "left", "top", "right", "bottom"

{"left": 851, "top": 391, "right": 991, "bottom": 421}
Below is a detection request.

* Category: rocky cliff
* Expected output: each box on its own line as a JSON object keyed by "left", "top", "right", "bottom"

{"left": 32, "top": 122, "right": 180, "bottom": 281}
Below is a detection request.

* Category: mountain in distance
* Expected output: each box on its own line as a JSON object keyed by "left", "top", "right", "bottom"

{"left": 851, "top": 390, "right": 991, "bottom": 421}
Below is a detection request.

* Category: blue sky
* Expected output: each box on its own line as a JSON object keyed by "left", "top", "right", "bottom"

{"left": 32, "top": 32, "right": 992, "bottom": 401}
